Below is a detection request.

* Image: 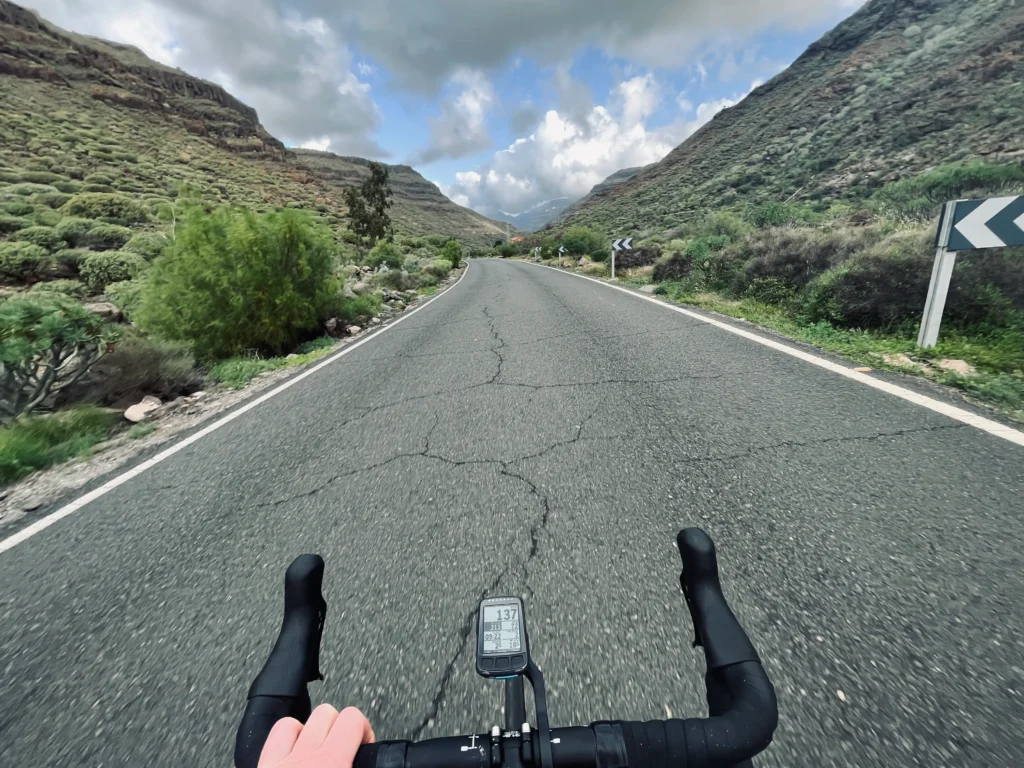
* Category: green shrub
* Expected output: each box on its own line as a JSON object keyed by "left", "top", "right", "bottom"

{"left": 0, "top": 214, "right": 30, "bottom": 233}
{"left": 589, "top": 247, "right": 611, "bottom": 262}
{"left": 423, "top": 258, "right": 452, "bottom": 280}
{"left": 28, "top": 278, "right": 87, "bottom": 297}
{"left": 441, "top": 240, "right": 463, "bottom": 268}
{"left": 31, "top": 207, "right": 62, "bottom": 227}
{"left": 0, "top": 296, "right": 119, "bottom": 423}
{"left": 730, "top": 227, "right": 886, "bottom": 297}
{"left": 55, "top": 216, "right": 97, "bottom": 246}
{"left": 653, "top": 252, "right": 693, "bottom": 282}
{"left": 32, "top": 191, "right": 72, "bottom": 209}
{"left": 0, "top": 242, "right": 52, "bottom": 281}
{"left": 0, "top": 169, "right": 20, "bottom": 183}
{"left": 400, "top": 236, "right": 428, "bottom": 250}
{"left": 743, "top": 277, "right": 797, "bottom": 305}
{"left": 0, "top": 200, "right": 34, "bottom": 216}
{"left": 83, "top": 223, "right": 134, "bottom": 249}
{"left": 874, "top": 162, "right": 1024, "bottom": 219}
{"left": 0, "top": 407, "right": 115, "bottom": 484}
{"left": 54, "top": 180, "right": 83, "bottom": 194}
{"left": 296, "top": 336, "right": 336, "bottom": 355}
{"left": 797, "top": 232, "right": 936, "bottom": 329}
{"left": 207, "top": 358, "right": 281, "bottom": 388}
{"left": 83, "top": 173, "right": 114, "bottom": 185}
{"left": 701, "top": 210, "right": 751, "bottom": 240}
{"left": 563, "top": 226, "right": 604, "bottom": 255}
{"left": 121, "top": 232, "right": 169, "bottom": 260}
{"left": 334, "top": 293, "right": 382, "bottom": 325}
{"left": 80, "top": 251, "right": 147, "bottom": 291}
{"left": 53, "top": 249, "right": 90, "bottom": 276}
{"left": 61, "top": 193, "right": 149, "bottom": 222}
{"left": 374, "top": 269, "right": 419, "bottom": 292}
{"left": 426, "top": 234, "right": 450, "bottom": 248}
{"left": 2, "top": 182, "right": 59, "bottom": 197}
{"left": 366, "top": 240, "right": 404, "bottom": 270}
{"left": 136, "top": 205, "right": 338, "bottom": 360}
{"left": 19, "top": 170, "right": 62, "bottom": 184}
{"left": 103, "top": 279, "right": 146, "bottom": 320}
{"left": 81, "top": 183, "right": 116, "bottom": 193}
{"left": 12, "top": 225, "right": 63, "bottom": 252}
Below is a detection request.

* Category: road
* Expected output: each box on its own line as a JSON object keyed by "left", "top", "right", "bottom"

{"left": 1, "top": 258, "right": 1022, "bottom": 767}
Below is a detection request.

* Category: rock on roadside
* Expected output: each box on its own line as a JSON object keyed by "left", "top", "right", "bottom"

{"left": 124, "top": 395, "right": 162, "bottom": 423}
{"left": 84, "top": 302, "right": 122, "bottom": 322}
{"left": 937, "top": 359, "right": 977, "bottom": 376}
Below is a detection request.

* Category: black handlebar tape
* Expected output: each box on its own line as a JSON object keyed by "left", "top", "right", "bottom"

{"left": 677, "top": 528, "right": 759, "bottom": 669}
{"left": 234, "top": 555, "right": 327, "bottom": 768}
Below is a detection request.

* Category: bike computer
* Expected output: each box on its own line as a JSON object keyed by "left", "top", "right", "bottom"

{"left": 476, "top": 596, "right": 529, "bottom": 678}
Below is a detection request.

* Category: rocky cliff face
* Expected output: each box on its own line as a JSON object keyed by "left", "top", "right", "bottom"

{"left": 0, "top": 0, "right": 283, "bottom": 156}
{"left": 564, "top": 0, "right": 1024, "bottom": 232}
{"left": 0, "top": 0, "right": 507, "bottom": 244}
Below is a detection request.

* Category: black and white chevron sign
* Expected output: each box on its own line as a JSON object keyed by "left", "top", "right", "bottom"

{"left": 534, "top": 247, "right": 541, "bottom": 255}
{"left": 612, "top": 238, "right": 634, "bottom": 252}
{"left": 558, "top": 246, "right": 567, "bottom": 254}
{"left": 945, "top": 196, "right": 1024, "bottom": 251}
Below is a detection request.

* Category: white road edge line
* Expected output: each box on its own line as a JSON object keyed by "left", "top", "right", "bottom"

{"left": 521, "top": 260, "right": 1024, "bottom": 448}
{"left": 0, "top": 264, "right": 472, "bottom": 555}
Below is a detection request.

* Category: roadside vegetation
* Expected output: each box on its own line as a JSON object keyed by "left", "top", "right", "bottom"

{"left": 1, "top": 148, "right": 469, "bottom": 484}
{"left": 497, "top": 162, "right": 1024, "bottom": 422}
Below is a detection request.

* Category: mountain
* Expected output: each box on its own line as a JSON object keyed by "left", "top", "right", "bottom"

{"left": 490, "top": 198, "right": 573, "bottom": 232}
{"left": 557, "top": 165, "right": 650, "bottom": 222}
{"left": 0, "top": 0, "right": 507, "bottom": 245}
{"left": 489, "top": 166, "right": 652, "bottom": 232}
{"left": 563, "top": 0, "right": 1024, "bottom": 232}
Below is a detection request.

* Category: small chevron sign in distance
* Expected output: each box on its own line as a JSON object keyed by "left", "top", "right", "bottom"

{"left": 612, "top": 238, "right": 634, "bottom": 252}
{"left": 558, "top": 246, "right": 567, "bottom": 254}
{"left": 946, "top": 195, "right": 1024, "bottom": 251}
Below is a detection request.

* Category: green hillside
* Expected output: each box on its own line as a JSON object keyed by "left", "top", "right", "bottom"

{"left": 0, "top": 0, "right": 506, "bottom": 246}
{"left": 564, "top": 0, "right": 1024, "bottom": 231}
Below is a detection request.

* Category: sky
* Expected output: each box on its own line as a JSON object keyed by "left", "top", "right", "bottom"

{"left": 25, "top": 0, "right": 867, "bottom": 219}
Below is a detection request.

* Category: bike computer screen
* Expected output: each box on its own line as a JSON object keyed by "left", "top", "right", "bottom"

{"left": 476, "top": 597, "right": 529, "bottom": 678}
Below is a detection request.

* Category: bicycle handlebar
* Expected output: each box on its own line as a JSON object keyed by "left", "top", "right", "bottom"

{"left": 234, "top": 528, "right": 778, "bottom": 767}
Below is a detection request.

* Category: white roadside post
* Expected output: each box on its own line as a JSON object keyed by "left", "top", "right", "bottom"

{"left": 917, "top": 200, "right": 958, "bottom": 349}
{"left": 610, "top": 238, "right": 632, "bottom": 280}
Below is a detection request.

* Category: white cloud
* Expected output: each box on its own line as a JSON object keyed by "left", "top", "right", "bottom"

{"left": 25, "top": 0, "right": 387, "bottom": 157}
{"left": 412, "top": 69, "right": 495, "bottom": 164}
{"left": 356, "top": 61, "right": 376, "bottom": 76}
{"left": 305, "top": 0, "right": 866, "bottom": 93}
{"left": 300, "top": 137, "right": 332, "bottom": 151}
{"left": 446, "top": 73, "right": 771, "bottom": 217}
{"left": 443, "top": 75, "right": 681, "bottom": 216}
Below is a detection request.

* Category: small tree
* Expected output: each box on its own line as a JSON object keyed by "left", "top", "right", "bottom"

{"left": 441, "top": 240, "right": 463, "bottom": 269}
{"left": 1, "top": 295, "right": 119, "bottom": 423}
{"left": 136, "top": 204, "right": 338, "bottom": 360}
{"left": 342, "top": 162, "right": 393, "bottom": 246}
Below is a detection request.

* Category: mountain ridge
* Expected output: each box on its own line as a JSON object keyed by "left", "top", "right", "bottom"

{"left": 563, "top": 0, "right": 1024, "bottom": 232}
{"left": 0, "top": 0, "right": 507, "bottom": 244}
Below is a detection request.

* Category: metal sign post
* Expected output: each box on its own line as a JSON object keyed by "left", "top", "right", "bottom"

{"left": 917, "top": 201, "right": 958, "bottom": 349}
{"left": 917, "top": 195, "right": 1024, "bottom": 349}
{"left": 611, "top": 238, "right": 633, "bottom": 280}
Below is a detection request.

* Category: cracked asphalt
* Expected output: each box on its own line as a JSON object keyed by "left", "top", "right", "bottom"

{"left": 1, "top": 258, "right": 1023, "bottom": 767}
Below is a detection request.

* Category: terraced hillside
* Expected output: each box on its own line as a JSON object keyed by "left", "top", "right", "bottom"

{"left": 564, "top": 0, "right": 1024, "bottom": 232}
{"left": 0, "top": 0, "right": 506, "bottom": 246}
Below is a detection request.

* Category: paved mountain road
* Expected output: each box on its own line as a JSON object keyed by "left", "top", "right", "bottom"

{"left": 1, "top": 258, "right": 1022, "bottom": 768}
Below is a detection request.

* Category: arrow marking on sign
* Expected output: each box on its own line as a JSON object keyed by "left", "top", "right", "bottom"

{"left": 954, "top": 196, "right": 1018, "bottom": 249}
